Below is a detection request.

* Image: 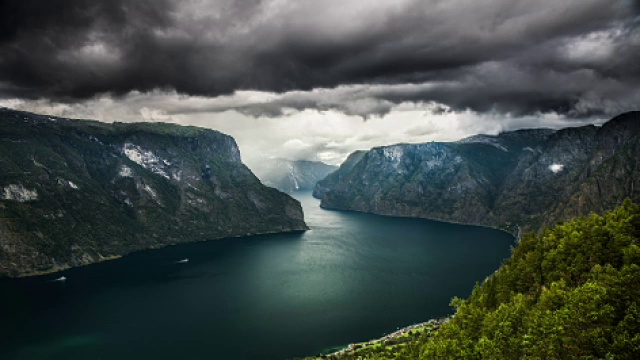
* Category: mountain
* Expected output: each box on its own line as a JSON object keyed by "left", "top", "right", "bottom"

{"left": 306, "top": 200, "right": 640, "bottom": 359}
{"left": 312, "top": 150, "right": 366, "bottom": 199}
{"left": 314, "top": 112, "right": 640, "bottom": 234}
{"left": 0, "top": 108, "right": 308, "bottom": 277}
{"left": 249, "top": 159, "right": 337, "bottom": 193}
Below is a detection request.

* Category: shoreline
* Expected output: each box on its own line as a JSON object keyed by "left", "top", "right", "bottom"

{"left": 15, "top": 255, "right": 123, "bottom": 278}
{"left": 312, "top": 317, "right": 450, "bottom": 359}
{"left": 319, "top": 204, "right": 518, "bottom": 237}
{"left": 4, "top": 227, "right": 308, "bottom": 279}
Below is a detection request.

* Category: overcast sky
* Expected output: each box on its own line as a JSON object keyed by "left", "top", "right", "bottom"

{"left": 1, "top": 0, "right": 639, "bottom": 165}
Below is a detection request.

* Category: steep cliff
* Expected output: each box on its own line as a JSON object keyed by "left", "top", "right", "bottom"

{"left": 0, "top": 108, "right": 308, "bottom": 277}
{"left": 316, "top": 112, "right": 640, "bottom": 234}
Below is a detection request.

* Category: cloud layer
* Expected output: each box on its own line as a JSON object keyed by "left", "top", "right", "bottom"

{"left": 0, "top": 94, "right": 606, "bottom": 167}
{"left": 0, "top": 1, "right": 638, "bottom": 165}
{"left": 1, "top": 0, "right": 639, "bottom": 117}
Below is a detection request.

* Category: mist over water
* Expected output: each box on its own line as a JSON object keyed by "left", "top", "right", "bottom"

{"left": 0, "top": 191, "right": 513, "bottom": 360}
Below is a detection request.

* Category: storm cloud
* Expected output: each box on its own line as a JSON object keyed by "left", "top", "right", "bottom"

{"left": 1, "top": 0, "right": 639, "bottom": 117}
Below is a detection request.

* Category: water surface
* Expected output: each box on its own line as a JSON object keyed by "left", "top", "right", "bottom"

{"left": 0, "top": 191, "right": 514, "bottom": 360}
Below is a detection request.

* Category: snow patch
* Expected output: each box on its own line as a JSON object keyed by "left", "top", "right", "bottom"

{"left": 118, "top": 165, "right": 134, "bottom": 177}
{"left": 142, "top": 184, "right": 158, "bottom": 199}
{"left": 549, "top": 164, "right": 565, "bottom": 173}
{"left": 2, "top": 184, "right": 38, "bottom": 202}
{"left": 122, "top": 143, "right": 170, "bottom": 179}
{"left": 57, "top": 178, "right": 79, "bottom": 189}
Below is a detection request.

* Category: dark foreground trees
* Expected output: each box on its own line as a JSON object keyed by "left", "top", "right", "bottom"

{"left": 423, "top": 199, "right": 640, "bottom": 359}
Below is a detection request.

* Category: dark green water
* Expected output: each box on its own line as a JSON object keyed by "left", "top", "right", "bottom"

{"left": 0, "top": 191, "right": 514, "bottom": 360}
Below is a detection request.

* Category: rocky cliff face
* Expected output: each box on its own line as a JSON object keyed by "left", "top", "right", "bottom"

{"left": 249, "top": 159, "right": 337, "bottom": 193}
{"left": 0, "top": 108, "right": 307, "bottom": 277}
{"left": 316, "top": 112, "right": 640, "bottom": 234}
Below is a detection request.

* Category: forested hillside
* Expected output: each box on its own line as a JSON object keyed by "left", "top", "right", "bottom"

{"left": 307, "top": 200, "right": 640, "bottom": 359}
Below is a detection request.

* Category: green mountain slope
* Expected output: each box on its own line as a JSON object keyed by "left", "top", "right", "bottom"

{"left": 0, "top": 108, "right": 308, "bottom": 277}
{"left": 306, "top": 200, "right": 640, "bottom": 359}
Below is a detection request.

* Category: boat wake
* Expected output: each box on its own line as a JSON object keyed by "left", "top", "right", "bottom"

{"left": 175, "top": 258, "right": 189, "bottom": 264}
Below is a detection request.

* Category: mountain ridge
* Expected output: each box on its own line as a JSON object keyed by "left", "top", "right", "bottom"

{"left": 0, "top": 108, "right": 308, "bottom": 277}
{"left": 315, "top": 112, "right": 640, "bottom": 234}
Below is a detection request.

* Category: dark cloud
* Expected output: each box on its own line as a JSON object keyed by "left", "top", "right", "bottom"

{"left": 0, "top": 0, "right": 638, "bottom": 117}
{"left": 0, "top": 0, "right": 175, "bottom": 98}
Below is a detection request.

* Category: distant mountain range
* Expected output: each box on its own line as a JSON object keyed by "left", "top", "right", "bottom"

{"left": 250, "top": 159, "right": 337, "bottom": 193}
{"left": 314, "top": 112, "right": 640, "bottom": 234}
{"left": 0, "top": 108, "right": 307, "bottom": 277}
